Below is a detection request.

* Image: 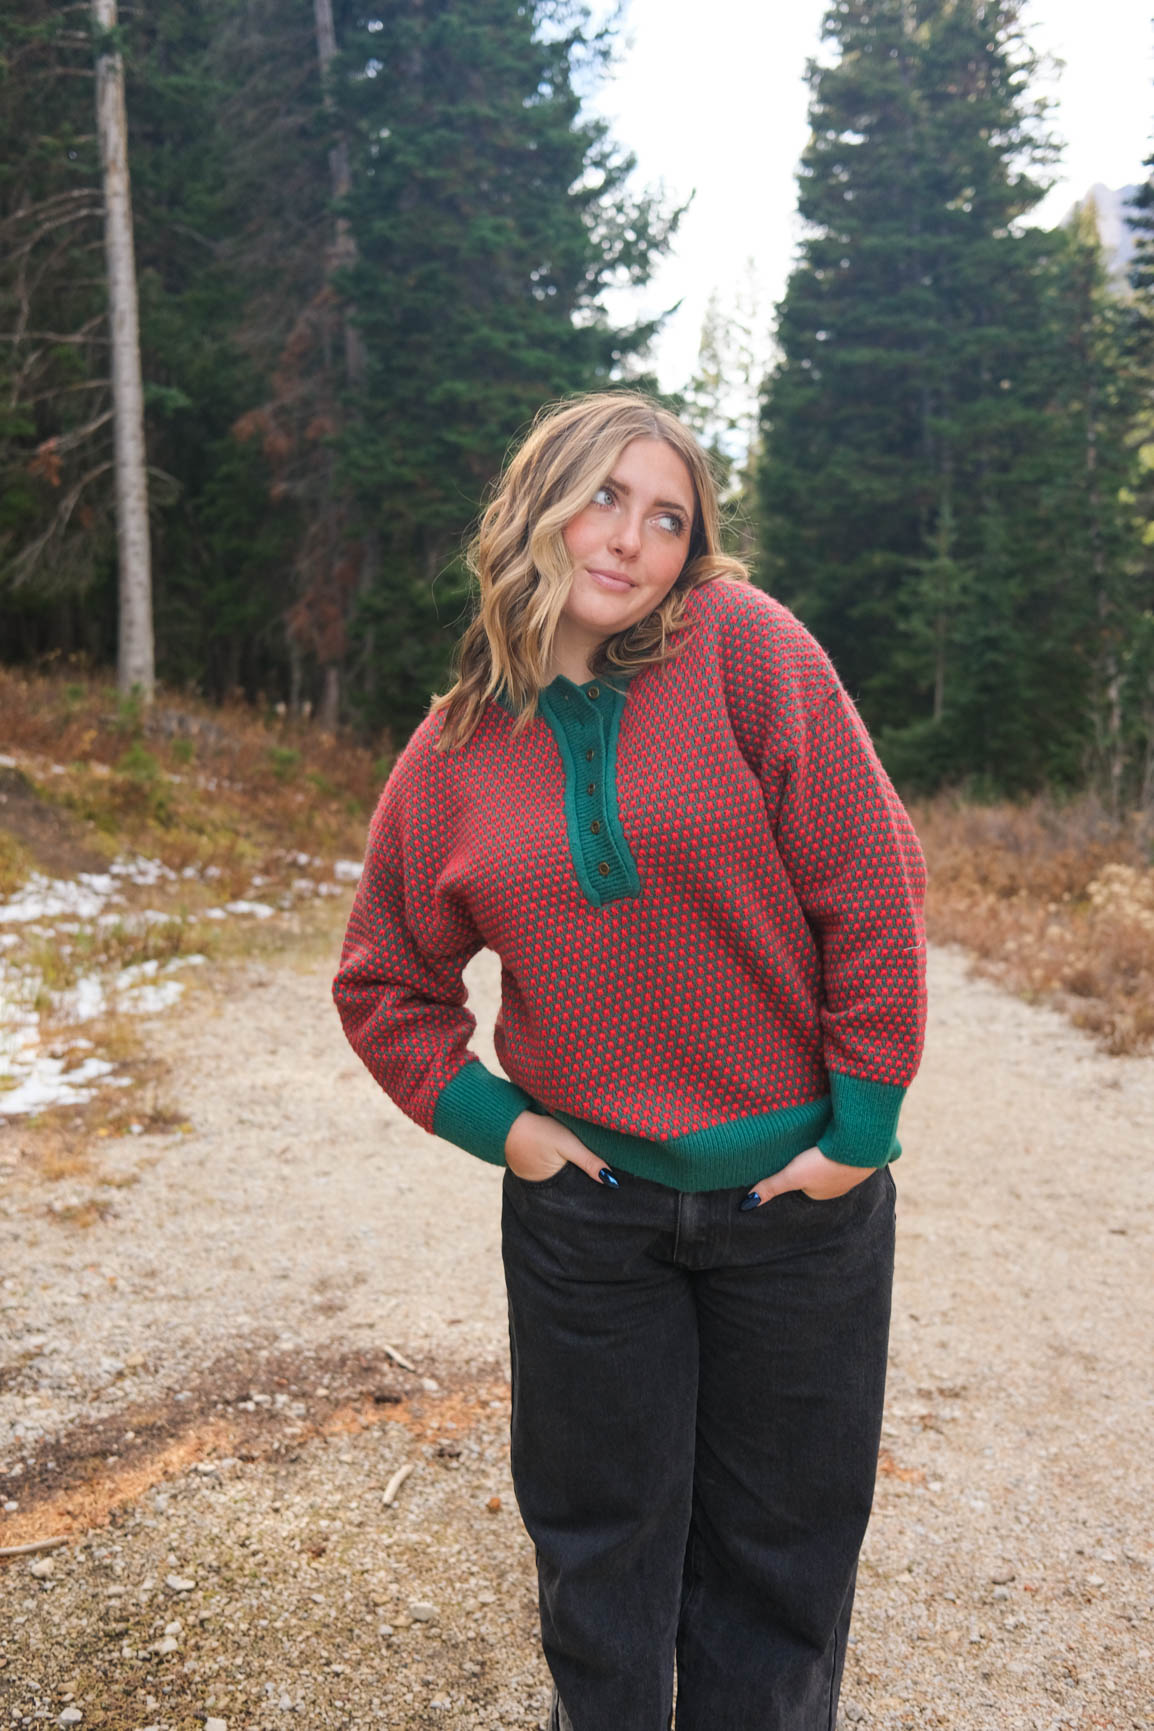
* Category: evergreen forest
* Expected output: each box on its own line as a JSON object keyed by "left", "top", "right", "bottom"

{"left": 3, "top": 0, "right": 1154, "bottom": 808}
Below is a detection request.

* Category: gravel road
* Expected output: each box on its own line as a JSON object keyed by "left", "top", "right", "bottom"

{"left": 1, "top": 914, "right": 1152, "bottom": 1730}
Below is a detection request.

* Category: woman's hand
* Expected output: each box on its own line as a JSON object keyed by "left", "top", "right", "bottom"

{"left": 741, "top": 1146, "right": 877, "bottom": 1209}
{"left": 504, "top": 1111, "right": 617, "bottom": 1186}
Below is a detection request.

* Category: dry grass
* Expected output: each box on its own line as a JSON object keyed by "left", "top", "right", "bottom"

{"left": 0, "top": 828, "right": 33, "bottom": 896}
{"left": 0, "top": 665, "right": 386, "bottom": 893}
{"left": 912, "top": 792, "right": 1154, "bottom": 1055}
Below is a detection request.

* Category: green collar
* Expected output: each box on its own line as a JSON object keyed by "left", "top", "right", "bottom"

{"left": 494, "top": 669, "right": 635, "bottom": 715}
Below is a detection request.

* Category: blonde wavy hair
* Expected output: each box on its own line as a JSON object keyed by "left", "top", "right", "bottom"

{"left": 432, "top": 391, "right": 749, "bottom": 750}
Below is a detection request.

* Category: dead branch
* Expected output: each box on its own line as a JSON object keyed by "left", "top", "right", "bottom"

{"left": 4, "top": 461, "right": 114, "bottom": 588}
{"left": 0, "top": 1536, "right": 70, "bottom": 1560}
{"left": 382, "top": 1463, "right": 414, "bottom": 1507}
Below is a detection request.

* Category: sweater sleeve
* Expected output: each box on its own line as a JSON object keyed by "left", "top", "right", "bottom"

{"left": 775, "top": 681, "right": 928, "bottom": 1166}
{"left": 715, "top": 584, "right": 927, "bottom": 1166}
{"left": 331, "top": 725, "right": 531, "bottom": 1167}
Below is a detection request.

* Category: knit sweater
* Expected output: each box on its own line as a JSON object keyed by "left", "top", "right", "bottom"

{"left": 333, "top": 577, "right": 928, "bottom": 1192}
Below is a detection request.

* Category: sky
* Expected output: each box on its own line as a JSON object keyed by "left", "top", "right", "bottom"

{"left": 587, "top": 0, "right": 1154, "bottom": 395}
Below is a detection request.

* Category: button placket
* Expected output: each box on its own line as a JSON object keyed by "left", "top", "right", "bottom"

{"left": 538, "top": 677, "right": 639, "bottom": 906}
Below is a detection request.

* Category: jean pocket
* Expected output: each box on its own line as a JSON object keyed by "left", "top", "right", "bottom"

{"left": 790, "top": 1170, "right": 881, "bottom": 1210}
{"left": 505, "top": 1158, "right": 578, "bottom": 1193}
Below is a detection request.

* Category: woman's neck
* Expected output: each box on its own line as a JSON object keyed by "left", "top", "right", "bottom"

{"left": 548, "top": 619, "right": 602, "bottom": 685}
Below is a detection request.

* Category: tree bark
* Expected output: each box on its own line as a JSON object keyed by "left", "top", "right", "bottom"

{"left": 93, "top": 0, "right": 154, "bottom": 701}
{"left": 313, "top": 0, "right": 367, "bottom": 388}
{"left": 310, "top": 0, "right": 378, "bottom": 732}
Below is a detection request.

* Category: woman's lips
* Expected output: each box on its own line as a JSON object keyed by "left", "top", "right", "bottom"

{"left": 587, "top": 568, "right": 633, "bottom": 592}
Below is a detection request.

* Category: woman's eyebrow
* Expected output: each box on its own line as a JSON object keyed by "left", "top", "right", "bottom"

{"left": 605, "top": 474, "right": 692, "bottom": 516}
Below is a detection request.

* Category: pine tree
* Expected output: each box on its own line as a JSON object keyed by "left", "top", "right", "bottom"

{"left": 684, "top": 266, "right": 768, "bottom": 558}
{"left": 1126, "top": 137, "right": 1154, "bottom": 815}
{"left": 334, "top": 0, "right": 677, "bottom": 733}
{"left": 758, "top": 0, "right": 1103, "bottom": 793}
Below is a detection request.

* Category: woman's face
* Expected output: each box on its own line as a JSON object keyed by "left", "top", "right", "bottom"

{"left": 558, "top": 437, "right": 696, "bottom": 663}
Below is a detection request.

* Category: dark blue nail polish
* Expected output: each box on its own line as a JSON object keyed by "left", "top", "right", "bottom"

{"left": 598, "top": 1168, "right": 619, "bottom": 1188}
{"left": 739, "top": 1191, "right": 761, "bottom": 1211}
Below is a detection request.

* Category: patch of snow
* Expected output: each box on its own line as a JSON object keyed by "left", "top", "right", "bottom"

{"left": 122, "top": 980, "right": 185, "bottom": 1015}
{"left": 111, "top": 856, "right": 177, "bottom": 886}
{"left": 0, "top": 1054, "right": 117, "bottom": 1116}
{"left": 224, "top": 900, "right": 275, "bottom": 919}
{"left": 0, "top": 872, "right": 119, "bottom": 924}
{"left": 59, "top": 977, "right": 108, "bottom": 1023}
{"left": 115, "top": 959, "right": 162, "bottom": 987}
{"left": 333, "top": 859, "right": 363, "bottom": 883}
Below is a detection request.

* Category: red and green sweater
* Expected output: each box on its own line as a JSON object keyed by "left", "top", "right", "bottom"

{"left": 333, "top": 578, "right": 928, "bottom": 1191}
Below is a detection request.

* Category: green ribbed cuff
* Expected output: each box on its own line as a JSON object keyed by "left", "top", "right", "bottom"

{"left": 432, "top": 1059, "right": 532, "bottom": 1167}
{"left": 816, "top": 1070, "right": 906, "bottom": 1168}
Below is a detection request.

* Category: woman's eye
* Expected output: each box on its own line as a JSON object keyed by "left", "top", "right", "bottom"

{"left": 656, "top": 512, "right": 685, "bottom": 535}
{"left": 592, "top": 485, "right": 614, "bottom": 508}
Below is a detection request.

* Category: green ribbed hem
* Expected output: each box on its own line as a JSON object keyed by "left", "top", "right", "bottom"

{"left": 815, "top": 1070, "right": 906, "bottom": 1168}
{"left": 551, "top": 1096, "right": 834, "bottom": 1193}
{"left": 432, "top": 1059, "right": 532, "bottom": 1167}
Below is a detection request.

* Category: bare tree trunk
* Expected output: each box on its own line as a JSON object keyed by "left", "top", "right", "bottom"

{"left": 319, "top": 663, "right": 341, "bottom": 734}
{"left": 313, "top": 0, "right": 367, "bottom": 388}
{"left": 93, "top": 0, "right": 154, "bottom": 701}
{"left": 1085, "top": 378, "right": 1125, "bottom": 816}
{"left": 311, "top": 0, "right": 378, "bottom": 730}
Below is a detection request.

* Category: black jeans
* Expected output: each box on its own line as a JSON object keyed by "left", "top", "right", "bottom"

{"left": 501, "top": 1161, "right": 896, "bottom": 1731}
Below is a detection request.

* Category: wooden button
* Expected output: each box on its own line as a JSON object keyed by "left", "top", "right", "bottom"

{"left": 586, "top": 685, "right": 600, "bottom": 700}
{"left": 591, "top": 820, "right": 602, "bottom": 835}
{"left": 597, "top": 861, "right": 610, "bottom": 877}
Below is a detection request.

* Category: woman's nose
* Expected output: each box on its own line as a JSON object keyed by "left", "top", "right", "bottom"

{"left": 610, "top": 515, "right": 642, "bottom": 556}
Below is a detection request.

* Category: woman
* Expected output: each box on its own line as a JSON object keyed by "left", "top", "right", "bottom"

{"left": 333, "top": 392, "right": 927, "bottom": 1731}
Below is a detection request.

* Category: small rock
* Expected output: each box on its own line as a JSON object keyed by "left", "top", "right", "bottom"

{"left": 165, "top": 1574, "right": 195, "bottom": 1593}
{"left": 152, "top": 1636, "right": 179, "bottom": 1655}
{"left": 205, "top": 1721, "right": 229, "bottom": 1731}
{"left": 409, "top": 1601, "right": 437, "bottom": 1622}
{"left": 990, "top": 1566, "right": 1016, "bottom": 1585}
{"left": 486, "top": 1496, "right": 502, "bottom": 1514}
{"left": 58, "top": 1712, "right": 83, "bottom": 1728}
{"left": 421, "top": 1377, "right": 440, "bottom": 1393}
{"left": 30, "top": 1557, "right": 55, "bottom": 1579}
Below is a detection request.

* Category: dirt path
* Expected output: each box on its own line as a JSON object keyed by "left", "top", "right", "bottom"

{"left": 1, "top": 920, "right": 1152, "bottom": 1730}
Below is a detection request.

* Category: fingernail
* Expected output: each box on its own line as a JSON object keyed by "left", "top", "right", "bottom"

{"left": 598, "top": 1168, "right": 619, "bottom": 1188}
{"left": 739, "top": 1191, "right": 761, "bottom": 1211}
